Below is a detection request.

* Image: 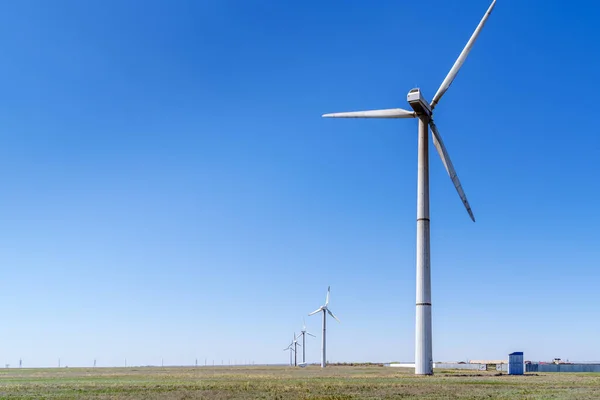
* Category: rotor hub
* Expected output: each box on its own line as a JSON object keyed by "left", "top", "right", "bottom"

{"left": 407, "top": 88, "right": 432, "bottom": 117}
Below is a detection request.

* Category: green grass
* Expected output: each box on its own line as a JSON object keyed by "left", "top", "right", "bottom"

{"left": 0, "top": 365, "right": 599, "bottom": 399}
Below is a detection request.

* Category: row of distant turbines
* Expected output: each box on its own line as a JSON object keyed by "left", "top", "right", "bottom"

{"left": 285, "top": 286, "right": 340, "bottom": 368}
{"left": 7, "top": 359, "right": 260, "bottom": 369}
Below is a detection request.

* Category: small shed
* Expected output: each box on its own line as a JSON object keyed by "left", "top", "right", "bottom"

{"left": 508, "top": 352, "right": 524, "bottom": 375}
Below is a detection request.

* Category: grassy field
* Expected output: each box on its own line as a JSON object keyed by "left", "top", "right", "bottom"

{"left": 0, "top": 365, "right": 599, "bottom": 399}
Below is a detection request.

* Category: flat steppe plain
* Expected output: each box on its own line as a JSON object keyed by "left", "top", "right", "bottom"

{"left": 0, "top": 365, "right": 599, "bottom": 399}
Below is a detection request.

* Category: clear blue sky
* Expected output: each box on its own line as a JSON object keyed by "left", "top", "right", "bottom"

{"left": 1, "top": 0, "right": 599, "bottom": 368}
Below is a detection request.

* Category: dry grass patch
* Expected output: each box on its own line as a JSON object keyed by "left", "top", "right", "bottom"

{"left": 0, "top": 365, "right": 599, "bottom": 399}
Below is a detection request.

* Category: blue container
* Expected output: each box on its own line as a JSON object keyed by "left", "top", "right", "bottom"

{"left": 508, "top": 352, "right": 524, "bottom": 375}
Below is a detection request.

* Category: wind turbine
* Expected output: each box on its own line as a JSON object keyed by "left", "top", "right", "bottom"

{"left": 292, "top": 332, "right": 302, "bottom": 366}
{"left": 283, "top": 338, "right": 295, "bottom": 366}
{"left": 297, "top": 318, "right": 316, "bottom": 365}
{"left": 308, "top": 286, "right": 340, "bottom": 368}
{"left": 321, "top": 0, "right": 497, "bottom": 375}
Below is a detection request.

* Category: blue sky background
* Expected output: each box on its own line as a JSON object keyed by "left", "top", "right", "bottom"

{"left": 0, "top": 0, "right": 599, "bottom": 367}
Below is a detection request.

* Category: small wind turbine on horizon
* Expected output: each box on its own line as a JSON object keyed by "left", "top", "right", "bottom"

{"left": 292, "top": 332, "right": 302, "bottom": 366}
{"left": 321, "top": 0, "right": 497, "bottom": 375}
{"left": 283, "top": 337, "right": 296, "bottom": 367}
{"left": 308, "top": 286, "right": 340, "bottom": 368}
{"left": 296, "top": 318, "right": 316, "bottom": 366}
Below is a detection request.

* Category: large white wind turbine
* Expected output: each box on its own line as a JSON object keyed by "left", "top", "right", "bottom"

{"left": 297, "top": 318, "right": 316, "bottom": 365}
{"left": 308, "top": 286, "right": 340, "bottom": 368}
{"left": 321, "top": 0, "right": 497, "bottom": 375}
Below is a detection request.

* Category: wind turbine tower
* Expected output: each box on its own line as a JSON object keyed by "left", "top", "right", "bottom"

{"left": 292, "top": 332, "right": 302, "bottom": 367}
{"left": 321, "top": 0, "right": 497, "bottom": 375}
{"left": 308, "top": 286, "right": 340, "bottom": 368}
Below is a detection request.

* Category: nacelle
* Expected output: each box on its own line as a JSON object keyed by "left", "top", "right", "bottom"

{"left": 407, "top": 88, "right": 432, "bottom": 117}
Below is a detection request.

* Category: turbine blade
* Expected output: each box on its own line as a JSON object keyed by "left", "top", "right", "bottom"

{"left": 307, "top": 332, "right": 316, "bottom": 338}
{"left": 430, "top": 0, "right": 497, "bottom": 109}
{"left": 308, "top": 307, "right": 322, "bottom": 316}
{"left": 325, "top": 286, "right": 330, "bottom": 306}
{"left": 322, "top": 108, "right": 416, "bottom": 119}
{"left": 327, "top": 309, "right": 341, "bottom": 323}
{"left": 429, "top": 120, "right": 475, "bottom": 222}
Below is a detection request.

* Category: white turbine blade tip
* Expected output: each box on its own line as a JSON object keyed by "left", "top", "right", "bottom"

{"left": 429, "top": 120, "right": 475, "bottom": 222}
{"left": 327, "top": 309, "right": 341, "bottom": 323}
{"left": 431, "top": 0, "right": 497, "bottom": 109}
{"left": 322, "top": 108, "right": 416, "bottom": 119}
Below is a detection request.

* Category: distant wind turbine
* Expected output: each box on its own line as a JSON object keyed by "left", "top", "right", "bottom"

{"left": 283, "top": 339, "right": 295, "bottom": 367}
{"left": 297, "top": 318, "right": 316, "bottom": 365}
{"left": 308, "top": 286, "right": 340, "bottom": 368}
{"left": 292, "top": 332, "right": 302, "bottom": 367}
{"left": 321, "top": 0, "right": 497, "bottom": 375}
